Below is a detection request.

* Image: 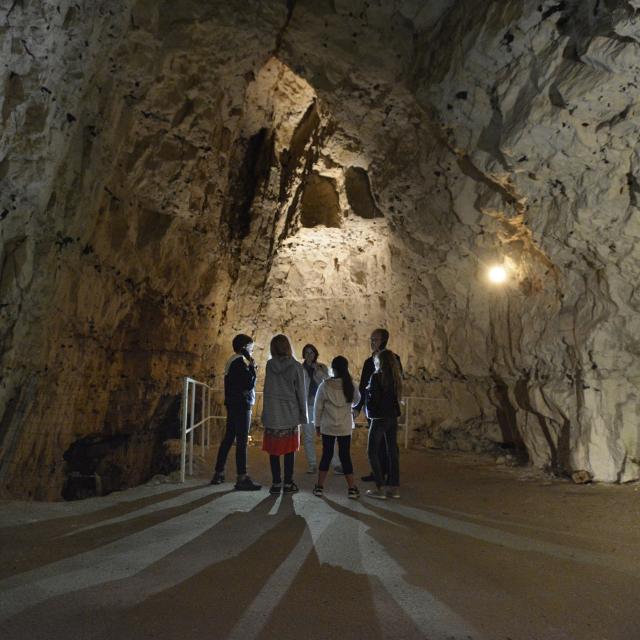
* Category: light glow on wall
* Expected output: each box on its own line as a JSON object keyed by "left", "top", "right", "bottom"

{"left": 487, "top": 264, "right": 508, "bottom": 284}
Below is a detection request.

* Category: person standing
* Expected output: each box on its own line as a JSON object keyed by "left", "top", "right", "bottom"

{"left": 312, "top": 356, "right": 361, "bottom": 499}
{"left": 353, "top": 328, "right": 402, "bottom": 482}
{"left": 211, "top": 334, "right": 261, "bottom": 491}
{"left": 365, "top": 349, "right": 402, "bottom": 499}
{"left": 261, "top": 334, "right": 307, "bottom": 494}
{"left": 301, "top": 344, "right": 329, "bottom": 474}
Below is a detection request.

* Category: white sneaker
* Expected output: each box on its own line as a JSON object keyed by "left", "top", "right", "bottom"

{"left": 333, "top": 465, "right": 344, "bottom": 475}
{"left": 366, "top": 488, "right": 387, "bottom": 500}
{"left": 306, "top": 466, "right": 317, "bottom": 474}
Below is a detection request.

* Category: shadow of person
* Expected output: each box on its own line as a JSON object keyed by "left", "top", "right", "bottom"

{"left": 0, "top": 485, "right": 233, "bottom": 579}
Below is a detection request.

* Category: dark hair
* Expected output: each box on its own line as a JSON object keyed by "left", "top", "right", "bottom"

{"left": 270, "top": 334, "right": 293, "bottom": 357}
{"left": 301, "top": 343, "right": 319, "bottom": 362}
{"left": 374, "top": 328, "right": 390, "bottom": 349}
{"left": 232, "top": 333, "right": 254, "bottom": 353}
{"left": 376, "top": 350, "right": 402, "bottom": 398}
{"left": 331, "top": 355, "right": 355, "bottom": 403}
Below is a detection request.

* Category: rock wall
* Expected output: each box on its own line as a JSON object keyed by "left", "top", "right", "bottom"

{"left": 1, "top": 0, "right": 638, "bottom": 498}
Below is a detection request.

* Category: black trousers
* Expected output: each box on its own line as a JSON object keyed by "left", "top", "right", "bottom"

{"left": 214, "top": 406, "right": 251, "bottom": 476}
{"left": 270, "top": 453, "right": 295, "bottom": 484}
{"left": 319, "top": 434, "right": 353, "bottom": 475}
{"left": 367, "top": 417, "right": 390, "bottom": 480}
{"left": 367, "top": 417, "right": 399, "bottom": 486}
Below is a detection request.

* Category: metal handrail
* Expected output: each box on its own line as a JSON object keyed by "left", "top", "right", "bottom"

{"left": 180, "top": 377, "right": 218, "bottom": 483}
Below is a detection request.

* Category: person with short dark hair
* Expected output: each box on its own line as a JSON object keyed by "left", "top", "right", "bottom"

{"left": 261, "top": 334, "right": 307, "bottom": 494}
{"left": 301, "top": 343, "right": 329, "bottom": 473}
{"left": 365, "top": 349, "right": 402, "bottom": 499}
{"left": 312, "top": 355, "right": 361, "bottom": 499}
{"left": 211, "top": 334, "right": 261, "bottom": 491}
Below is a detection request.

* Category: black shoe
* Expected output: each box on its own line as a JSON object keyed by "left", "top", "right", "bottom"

{"left": 361, "top": 473, "right": 375, "bottom": 482}
{"left": 269, "top": 483, "right": 282, "bottom": 494}
{"left": 283, "top": 482, "right": 299, "bottom": 493}
{"left": 210, "top": 471, "right": 225, "bottom": 485}
{"left": 234, "top": 476, "right": 261, "bottom": 491}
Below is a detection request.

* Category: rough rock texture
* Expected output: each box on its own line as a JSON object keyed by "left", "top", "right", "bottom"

{"left": 1, "top": 0, "right": 639, "bottom": 498}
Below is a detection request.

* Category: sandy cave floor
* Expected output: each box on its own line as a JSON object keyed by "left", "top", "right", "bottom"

{"left": 1, "top": 442, "right": 640, "bottom": 640}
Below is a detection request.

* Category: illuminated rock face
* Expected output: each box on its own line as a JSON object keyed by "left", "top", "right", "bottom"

{"left": 1, "top": 0, "right": 638, "bottom": 498}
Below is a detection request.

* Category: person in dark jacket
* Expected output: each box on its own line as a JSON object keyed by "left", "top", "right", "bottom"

{"left": 210, "top": 334, "right": 261, "bottom": 491}
{"left": 365, "top": 349, "right": 402, "bottom": 499}
{"left": 353, "top": 328, "right": 402, "bottom": 482}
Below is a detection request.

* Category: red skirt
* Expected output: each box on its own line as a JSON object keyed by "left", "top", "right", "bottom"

{"left": 262, "top": 426, "right": 300, "bottom": 455}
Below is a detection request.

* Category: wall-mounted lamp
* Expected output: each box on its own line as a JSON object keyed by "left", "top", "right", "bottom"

{"left": 487, "top": 264, "right": 508, "bottom": 284}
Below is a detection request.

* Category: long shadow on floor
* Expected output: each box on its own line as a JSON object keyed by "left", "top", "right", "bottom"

{"left": 1, "top": 492, "right": 424, "bottom": 640}
{"left": 0, "top": 485, "right": 229, "bottom": 579}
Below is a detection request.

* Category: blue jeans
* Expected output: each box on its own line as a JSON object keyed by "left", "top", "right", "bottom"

{"left": 367, "top": 417, "right": 399, "bottom": 486}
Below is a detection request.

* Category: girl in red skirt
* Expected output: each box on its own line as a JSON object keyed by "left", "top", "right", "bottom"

{"left": 261, "top": 334, "right": 307, "bottom": 494}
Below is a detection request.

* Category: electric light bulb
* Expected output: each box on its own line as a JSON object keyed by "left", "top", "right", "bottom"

{"left": 488, "top": 265, "right": 507, "bottom": 284}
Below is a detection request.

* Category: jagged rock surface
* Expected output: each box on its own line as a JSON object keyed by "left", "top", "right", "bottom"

{"left": 0, "top": 0, "right": 638, "bottom": 498}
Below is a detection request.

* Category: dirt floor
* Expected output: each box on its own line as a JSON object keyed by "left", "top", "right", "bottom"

{"left": 1, "top": 443, "right": 639, "bottom": 640}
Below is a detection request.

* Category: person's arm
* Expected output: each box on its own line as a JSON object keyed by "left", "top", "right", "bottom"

{"left": 354, "top": 359, "right": 373, "bottom": 413}
{"left": 294, "top": 363, "right": 308, "bottom": 424}
{"left": 365, "top": 373, "right": 382, "bottom": 418}
{"left": 313, "top": 383, "right": 325, "bottom": 430}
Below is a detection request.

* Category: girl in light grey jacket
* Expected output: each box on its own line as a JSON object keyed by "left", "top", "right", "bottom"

{"left": 261, "top": 334, "right": 307, "bottom": 494}
{"left": 312, "top": 355, "right": 361, "bottom": 499}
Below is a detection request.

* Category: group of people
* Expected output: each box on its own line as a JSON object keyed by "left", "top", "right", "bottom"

{"left": 210, "top": 328, "right": 403, "bottom": 500}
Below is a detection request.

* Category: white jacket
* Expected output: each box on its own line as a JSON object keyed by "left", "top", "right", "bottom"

{"left": 313, "top": 379, "right": 361, "bottom": 436}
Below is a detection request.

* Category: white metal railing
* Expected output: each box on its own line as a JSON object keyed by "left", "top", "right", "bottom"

{"left": 180, "top": 377, "right": 219, "bottom": 483}
{"left": 180, "top": 381, "right": 422, "bottom": 482}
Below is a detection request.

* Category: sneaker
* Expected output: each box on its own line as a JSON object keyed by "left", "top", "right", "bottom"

{"left": 283, "top": 482, "right": 299, "bottom": 493}
{"left": 269, "top": 483, "right": 282, "bottom": 494}
{"left": 365, "top": 488, "right": 387, "bottom": 500}
{"left": 386, "top": 488, "right": 400, "bottom": 499}
{"left": 348, "top": 486, "right": 360, "bottom": 500}
{"left": 333, "top": 465, "right": 344, "bottom": 475}
{"left": 234, "top": 476, "right": 262, "bottom": 491}
{"left": 210, "top": 471, "right": 225, "bottom": 485}
{"left": 306, "top": 466, "right": 317, "bottom": 474}
{"left": 312, "top": 484, "right": 323, "bottom": 497}
{"left": 361, "top": 473, "right": 375, "bottom": 482}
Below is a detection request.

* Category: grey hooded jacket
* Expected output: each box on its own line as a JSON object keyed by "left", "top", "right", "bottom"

{"left": 261, "top": 356, "right": 308, "bottom": 429}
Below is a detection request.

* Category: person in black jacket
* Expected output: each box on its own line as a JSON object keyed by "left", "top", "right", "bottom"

{"left": 353, "top": 329, "right": 402, "bottom": 482}
{"left": 365, "top": 349, "right": 402, "bottom": 499}
{"left": 210, "top": 334, "right": 261, "bottom": 491}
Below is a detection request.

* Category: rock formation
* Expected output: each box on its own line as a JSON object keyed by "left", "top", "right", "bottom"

{"left": 1, "top": 0, "right": 638, "bottom": 498}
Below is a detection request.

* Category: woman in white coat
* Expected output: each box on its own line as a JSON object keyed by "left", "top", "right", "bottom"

{"left": 312, "top": 355, "right": 360, "bottom": 499}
